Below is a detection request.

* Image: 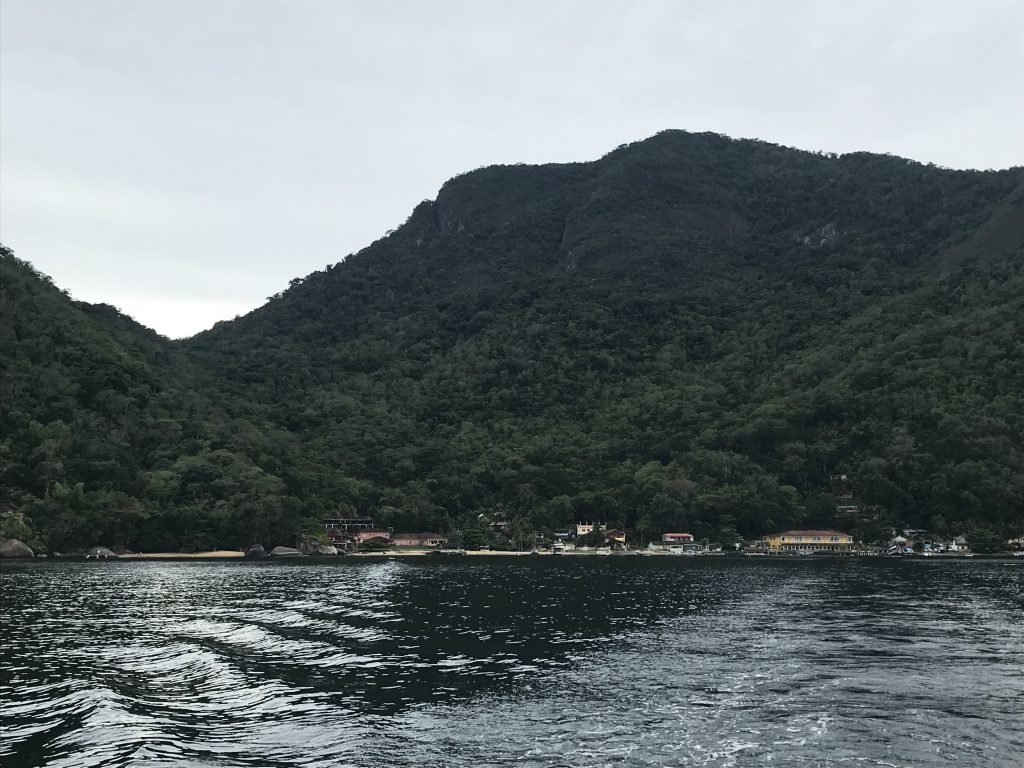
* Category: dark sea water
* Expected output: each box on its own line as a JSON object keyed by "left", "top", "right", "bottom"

{"left": 1, "top": 557, "right": 1021, "bottom": 768}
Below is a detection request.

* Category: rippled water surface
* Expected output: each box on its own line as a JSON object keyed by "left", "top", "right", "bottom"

{"left": 2, "top": 557, "right": 1022, "bottom": 767}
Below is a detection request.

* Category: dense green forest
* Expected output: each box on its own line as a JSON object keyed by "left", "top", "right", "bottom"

{"left": 2, "top": 131, "right": 1023, "bottom": 552}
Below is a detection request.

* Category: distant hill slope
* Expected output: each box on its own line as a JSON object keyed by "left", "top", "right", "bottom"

{"left": 0, "top": 249, "right": 306, "bottom": 551}
{"left": 4, "top": 131, "right": 1023, "bottom": 551}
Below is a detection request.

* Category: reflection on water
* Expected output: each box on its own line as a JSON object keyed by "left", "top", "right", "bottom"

{"left": 1, "top": 558, "right": 1022, "bottom": 767}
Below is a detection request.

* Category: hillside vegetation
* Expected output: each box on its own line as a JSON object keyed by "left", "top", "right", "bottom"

{"left": 3, "top": 131, "right": 1023, "bottom": 551}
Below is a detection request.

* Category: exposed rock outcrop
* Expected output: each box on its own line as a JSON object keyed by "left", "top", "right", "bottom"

{"left": 0, "top": 538, "right": 35, "bottom": 558}
{"left": 799, "top": 221, "right": 839, "bottom": 247}
{"left": 295, "top": 534, "right": 339, "bottom": 556}
{"left": 244, "top": 544, "right": 267, "bottom": 559}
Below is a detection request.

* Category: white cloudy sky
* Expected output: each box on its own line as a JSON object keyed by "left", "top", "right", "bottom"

{"left": 2, "top": 0, "right": 1022, "bottom": 338}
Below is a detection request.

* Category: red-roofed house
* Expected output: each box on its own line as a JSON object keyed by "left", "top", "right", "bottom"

{"left": 331, "top": 528, "right": 391, "bottom": 551}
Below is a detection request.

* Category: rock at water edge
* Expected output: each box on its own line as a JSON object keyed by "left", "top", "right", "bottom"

{"left": 295, "top": 534, "right": 339, "bottom": 556}
{"left": 0, "top": 539, "right": 35, "bottom": 558}
{"left": 268, "top": 546, "right": 305, "bottom": 557}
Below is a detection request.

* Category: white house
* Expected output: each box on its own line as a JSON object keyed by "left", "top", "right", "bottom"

{"left": 661, "top": 533, "right": 694, "bottom": 544}
{"left": 575, "top": 522, "right": 605, "bottom": 537}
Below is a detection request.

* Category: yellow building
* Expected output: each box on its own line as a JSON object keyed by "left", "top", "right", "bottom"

{"left": 764, "top": 529, "right": 854, "bottom": 553}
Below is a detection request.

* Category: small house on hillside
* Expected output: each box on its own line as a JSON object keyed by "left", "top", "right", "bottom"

{"left": 575, "top": 522, "right": 606, "bottom": 537}
{"left": 324, "top": 517, "right": 377, "bottom": 541}
{"left": 830, "top": 474, "right": 859, "bottom": 516}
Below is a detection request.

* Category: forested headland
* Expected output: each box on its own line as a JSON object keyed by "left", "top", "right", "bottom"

{"left": 2, "top": 130, "right": 1022, "bottom": 553}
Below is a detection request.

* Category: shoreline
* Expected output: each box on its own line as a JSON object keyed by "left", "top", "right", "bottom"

{"left": 18, "top": 549, "right": 1018, "bottom": 561}
{"left": 109, "top": 550, "right": 1017, "bottom": 560}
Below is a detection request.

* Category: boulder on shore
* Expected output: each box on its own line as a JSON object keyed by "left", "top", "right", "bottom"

{"left": 268, "top": 546, "right": 304, "bottom": 557}
{"left": 244, "top": 544, "right": 267, "bottom": 559}
{"left": 0, "top": 538, "right": 35, "bottom": 558}
{"left": 295, "top": 534, "right": 339, "bottom": 556}
{"left": 86, "top": 546, "right": 119, "bottom": 559}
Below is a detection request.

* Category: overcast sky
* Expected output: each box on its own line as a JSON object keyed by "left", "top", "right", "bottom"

{"left": 2, "top": 0, "right": 1022, "bottom": 338}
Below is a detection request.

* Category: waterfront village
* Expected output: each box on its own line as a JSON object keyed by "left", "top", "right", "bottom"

{"left": 312, "top": 472, "right": 1021, "bottom": 558}
{"left": 318, "top": 515, "right": 1005, "bottom": 557}
{"left": 10, "top": 473, "right": 1017, "bottom": 560}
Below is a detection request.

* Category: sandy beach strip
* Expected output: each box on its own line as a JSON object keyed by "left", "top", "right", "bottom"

{"left": 118, "top": 550, "right": 244, "bottom": 559}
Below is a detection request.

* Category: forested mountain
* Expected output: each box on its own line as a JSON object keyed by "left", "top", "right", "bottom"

{"left": 3, "top": 131, "right": 1023, "bottom": 552}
